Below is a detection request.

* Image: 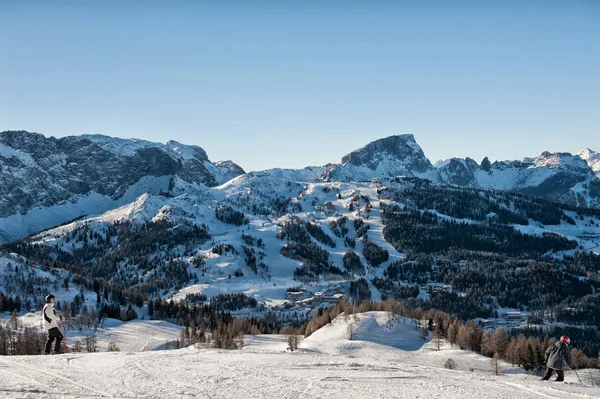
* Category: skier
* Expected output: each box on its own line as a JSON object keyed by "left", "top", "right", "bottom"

{"left": 541, "top": 335, "right": 575, "bottom": 382}
{"left": 42, "top": 294, "right": 63, "bottom": 355}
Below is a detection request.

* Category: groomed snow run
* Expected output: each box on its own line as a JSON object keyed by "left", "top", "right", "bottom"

{"left": 1, "top": 312, "right": 598, "bottom": 398}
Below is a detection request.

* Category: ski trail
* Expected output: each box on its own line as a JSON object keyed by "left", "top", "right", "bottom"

{"left": 500, "top": 381, "right": 582, "bottom": 399}
{"left": 0, "top": 357, "right": 109, "bottom": 398}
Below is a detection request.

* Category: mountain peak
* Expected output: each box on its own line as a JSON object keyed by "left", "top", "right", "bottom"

{"left": 577, "top": 148, "right": 600, "bottom": 177}
{"left": 341, "top": 134, "right": 423, "bottom": 166}
{"left": 320, "top": 134, "right": 431, "bottom": 181}
{"left": 578, "top": 148, "right": 598, "bottom": 159}
{"left": 341, "top": 134, "right": 430, "bottom": 170}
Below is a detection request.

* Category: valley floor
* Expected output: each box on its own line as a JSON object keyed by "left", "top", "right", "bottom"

{"left": 1, "top": 313, "right": 599, "bottom": 399}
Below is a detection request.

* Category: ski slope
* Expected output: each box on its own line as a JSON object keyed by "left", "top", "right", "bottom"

{"left": 1, "top": 312, "right": 598, "bottom": 398}
{"left": 14, "top": 314, "right": 182, "bottom": 353}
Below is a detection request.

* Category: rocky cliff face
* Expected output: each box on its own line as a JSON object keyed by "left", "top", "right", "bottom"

{"left": 0, "top": 131, "right": 245, "bottom": 219}
{"left": 321, "top": 135, "right": 433, "bottom": 181}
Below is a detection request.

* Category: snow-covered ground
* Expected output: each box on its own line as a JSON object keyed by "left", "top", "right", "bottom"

{"left": 14, "top": 313, "right": 182, "bottom": 352}
{"left": 1, "top": 312, "right": 598, "bottom": 398}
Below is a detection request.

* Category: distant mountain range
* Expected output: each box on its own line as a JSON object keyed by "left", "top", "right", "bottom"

{"left": 268, "top": 134, "right": 600, "bottom": 208}
{"left": 0, "top": 130, "right": 599, "bottom": 242}
{"left": 0, "top": 131, "right": 244, "bottom": 242}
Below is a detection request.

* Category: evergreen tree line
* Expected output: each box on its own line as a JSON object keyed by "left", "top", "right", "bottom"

{"left": 343, "top": 250, "right": 366, "bottom": 275}
{"left": 277, "top": 217, "right": 312, "bottom": 244}
{"left": 0, "top": 292, "right": 23, "bottom": 313}
{"left": 383, "top": 186, "right": 575, "bottom": 226}
{"left": 362, "top": 236, "right": 389, "bottom": 267}
{"left": 306, "top": 221, "right": 336, "bottom": 248}
{"left": 1, "top": 261, "right": 58, "bottom": 307}
{"left": 379, "top": 183, "right": 600, "bottom": 224}
{"left": 281, "top": 242, "right": 348, "bottom": 281}
{"left": 378, "top": 250, "right": 599, "bottom": 323}
{"left": 215, "top": 204, "right": 248, "bottom": 226}
{"left": 382, "top": 205, "right": 577, "bottom": 256}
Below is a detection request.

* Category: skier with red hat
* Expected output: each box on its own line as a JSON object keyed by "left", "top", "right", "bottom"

{"left": 541, "top": 336, "right": 575, "bottom": 382}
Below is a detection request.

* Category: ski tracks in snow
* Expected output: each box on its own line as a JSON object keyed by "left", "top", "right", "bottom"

{"left": 1, "top": 346, "right": 599, "bottom": 398}
{"left": 0, "top": 357, "right": 109, "bottom": 398}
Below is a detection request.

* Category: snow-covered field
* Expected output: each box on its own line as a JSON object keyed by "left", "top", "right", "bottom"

{"left": 1, "top": 312, "right": 597, "bottom": 398}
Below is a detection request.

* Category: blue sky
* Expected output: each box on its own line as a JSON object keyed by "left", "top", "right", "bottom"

{"left": 1, "top": 0, "right": 598, "bottom": 171}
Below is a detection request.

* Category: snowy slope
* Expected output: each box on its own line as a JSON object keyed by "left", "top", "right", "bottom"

{"left": 0, "top": 175, "right": 174, "bottom": 243}
{"left": 0, "top": 312, "right": 597, "bottom": 398}
{"left": 261, "top": 166, "right": 326, "bottom": 182}
{"left": 13, "top": 313, "right": 182, "bottom": 352}
{"left": 11, "top": 172, "right": 600, "bottom": 315}
{"left": 0, "top": 253, "right": 100, "bottom": 311}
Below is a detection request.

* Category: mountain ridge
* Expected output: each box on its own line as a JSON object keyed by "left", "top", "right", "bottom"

{"left": 0, "top": 130, "right": 246, "bottom": 241}
{"left": 1, "top": 130, "right": 599, "bottom": 243}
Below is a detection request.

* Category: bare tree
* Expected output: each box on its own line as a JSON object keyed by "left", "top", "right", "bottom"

{"left": 347, "top": 321, "right": 355, "bottom": 340}
{"left": 237, "top": 332, "right": 245, "bottom": 348}
{"left": 434, "top": 325, "right": 443, "bottom": 351}
{"left": 85, "top": 334, "right": 97, "bottom": 353}
{"left": 281, "top": 326, "right": 299, "bottom": 351}
{"left": 107, "top": 341, "right": 120, "bottom": 352}
{"left": 73, "top": 340, "right": 82, "bottom": 353}
{"left": 447, "top": 321, "right": 458, "bottom": 348}
{"left": 9, "top": 310, "right": 18, "bottom": 330}
{"left": 491, "top": 353, "right": 502, "bottom": 376}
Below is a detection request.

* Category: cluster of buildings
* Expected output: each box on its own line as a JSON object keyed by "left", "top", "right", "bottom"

{"left": 282, "top": 285, "right": 346, "bottom": 310}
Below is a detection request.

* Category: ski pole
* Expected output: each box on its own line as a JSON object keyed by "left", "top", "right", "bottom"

{"left": 573, "top": 368, "right": 582, "bottom": 384}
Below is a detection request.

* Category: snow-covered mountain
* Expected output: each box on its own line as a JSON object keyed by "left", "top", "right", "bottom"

{"left": 2, "top": 130, "right": 600, "bottom": 244}
{"left": 321, "top": 134, "right": 433, "bottom": 181}
{"left": 578, "top": 148, "right": 600, "bottom": 178}
{"left": 0, "top": 131, "right": 245, "bottom": 242}
{"left": 261, "top": 134, "right": 600, "bottom": 207}
{"left": 427, "top": 151, "right": 599, "bottom": 207}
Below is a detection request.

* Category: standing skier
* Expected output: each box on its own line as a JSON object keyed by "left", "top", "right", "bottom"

{"left": 42, "top": 294, "right": 63, "bottom": 355}
{"left": 542, "top": 336, "right": 575, "bottom": 382}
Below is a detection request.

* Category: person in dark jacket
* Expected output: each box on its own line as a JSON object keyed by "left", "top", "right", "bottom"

{"left": 542, "top": 336, "right": 575, "bottom": 382}
{"left": 42, "top": 294, "right": 63, "bottom": 355}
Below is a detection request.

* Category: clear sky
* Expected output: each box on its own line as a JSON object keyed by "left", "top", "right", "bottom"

{"left": 1, "top": 0, "right": 598, "bottom": 171}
